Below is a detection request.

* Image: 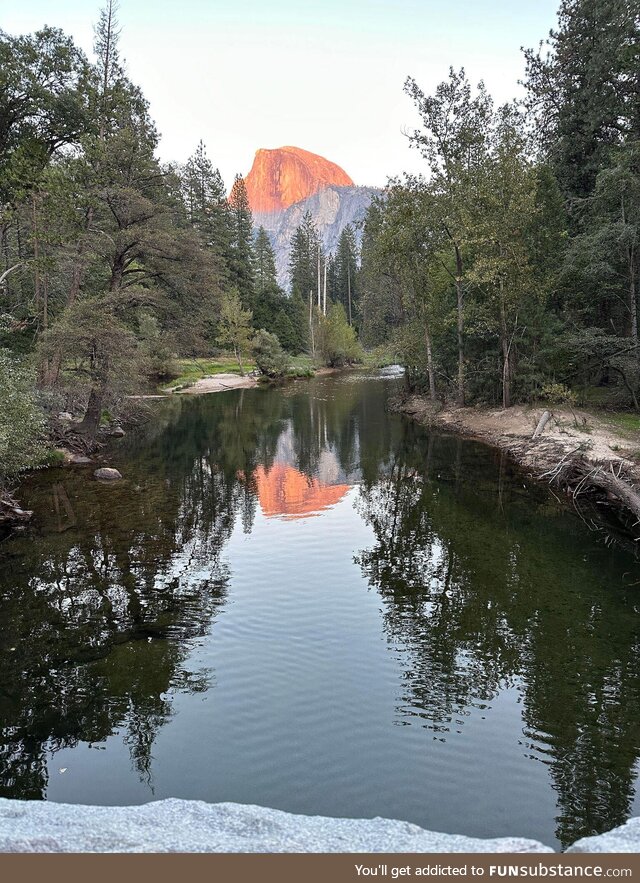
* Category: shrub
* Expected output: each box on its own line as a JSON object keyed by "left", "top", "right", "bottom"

{"left": 0, "top": 350, "right": 46, "bottom": 485}
{"left": 318, "top": 303, "right": 362, "bottom": 367}
{"left": 252, "top": 329, "right": 290, "bottom": 378}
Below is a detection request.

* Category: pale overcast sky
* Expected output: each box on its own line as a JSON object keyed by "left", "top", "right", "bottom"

{"left": 5, "top": 0, "right": 559, "bottom": 190}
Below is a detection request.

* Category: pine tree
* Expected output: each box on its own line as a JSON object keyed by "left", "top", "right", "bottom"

{"left": 523, "top": 0, "right": 640, "bottom": 200}
{"left": 289, "top": 212, "right": 320, "bottom": 303}
{"left": 335, "top": 225, "right": 358, "bottom": 326}
{"left": 228, "top": 174, "right": 255, "bottom": 307}
{"left": 182, "top": 140, "right": 232, "bottom": 274}
{"left": 254, "top": 226, "right": 278, "bottom": 295}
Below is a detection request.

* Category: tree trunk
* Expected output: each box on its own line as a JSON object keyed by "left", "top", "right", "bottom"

{"left": 32, "top": 193, "right": 40, "bottom": 322}
{"left": 454, "top": 244, "right": 464, "bottom": 405}
{"left": 234, "top": 344, "right": 245, "bottom": 376}
{"left": 323, "top": 260, "right": 327, "bottom": 315}
{"left": 78, "top": 385, "right": 105, "bottom": 437}
{"left": 532, "top": 410, "right": 552, "bottom": 439}
{"left": 629, "top": 243, "right": 638, "bottom": 358}
{"left": 499, "top": 280, "right": 511, "bottom": 409}
{"left": 425, "top": 324, "right": 436, "bottom": 401}
{"left": 309, "top": 290, "right": 315, "bottom": 356}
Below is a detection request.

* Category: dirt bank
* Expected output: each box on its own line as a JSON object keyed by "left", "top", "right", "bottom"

{"left": 393, "top": 395, "right": 640, "bottom": 535}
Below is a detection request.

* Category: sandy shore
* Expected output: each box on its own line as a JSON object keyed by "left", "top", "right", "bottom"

{"left": 172, "top": 373, "right": 258, "bottom": 395}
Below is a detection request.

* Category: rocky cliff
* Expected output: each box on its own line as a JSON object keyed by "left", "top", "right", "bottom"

{"left": 245, "top": 146, "right": 380, "bottom": 287}
{"left": 255, "top": 184, "right": 380, "bottom": 287}
{"left": 245, "top": 146, "right": 354, "bottom": 214}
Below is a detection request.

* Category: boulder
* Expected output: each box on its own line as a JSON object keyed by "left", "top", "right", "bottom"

{"left": 94, "top": 467, "right": 122, "bottom": 481}
{"left": 0, "top": 798, "right": 553, "bottom": 854}
{"left": 66, "top": 453, "right": 92, "bottom": 465}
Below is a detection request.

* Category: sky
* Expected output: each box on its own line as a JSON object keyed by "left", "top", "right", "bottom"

{"left": 4, "top": 0, "right": 559, "bottom": 189}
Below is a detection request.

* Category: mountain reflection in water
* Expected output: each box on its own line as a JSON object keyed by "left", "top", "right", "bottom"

{"left": 0, "top": 373, "right": 639, "bottom": 851}
{"left": 254, "top": 429, "right": 352, "bottom": 519}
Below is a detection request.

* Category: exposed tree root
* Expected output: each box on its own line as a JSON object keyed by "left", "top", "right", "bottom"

{"left": 49, "top": 420, "right": 104, "bottom": 456}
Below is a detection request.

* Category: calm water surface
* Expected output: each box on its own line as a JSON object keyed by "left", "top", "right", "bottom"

{"left": 1, "top": 372, "right": 640, "bottom": 850}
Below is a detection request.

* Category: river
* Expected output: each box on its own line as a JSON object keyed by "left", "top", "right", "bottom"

{"left": 1, "top": 371, "right": 639, "bottom": 850}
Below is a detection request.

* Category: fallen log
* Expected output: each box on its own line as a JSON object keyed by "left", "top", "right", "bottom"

{"left": 575, "top": 461, "right": 640, "bottom": 522}
{"left": 532, "top": 410, "right": 552, "bottom": 440}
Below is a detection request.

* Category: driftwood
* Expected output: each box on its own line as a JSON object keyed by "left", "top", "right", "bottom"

{"left": 0, "top": 492, "right": 33, "bottom": 525}
{"left": 575, "top": 461, "right": 640, "bottom": 522}
{"left": 532, "top": 410, "right": 552, "bottom": 440}
{"left": 542, "top": 452, "right": 640, "bottom": 530}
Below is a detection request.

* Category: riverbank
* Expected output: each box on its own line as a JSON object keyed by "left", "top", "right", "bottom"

{"left": 172, "top": 372, "right": 259, "bottom": 394}
{"left": 168, "top": 366, "right": 341, "bottom": 395}
{"left": 393, "top": 394, "right": 640, "bottom": 535}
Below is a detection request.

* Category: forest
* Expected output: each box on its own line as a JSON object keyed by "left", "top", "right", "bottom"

{"left": 359, "top": 1, "right": 640, "bottom": 413}
{"left": 0, "top": 0, "right": 638, "bottom": 510}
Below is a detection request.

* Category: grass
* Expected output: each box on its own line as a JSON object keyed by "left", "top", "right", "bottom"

{"left": 164, "top": 349, "right": 396, "bottom": 391}
{"left": 604, "top": 412, "right": 640, "bottom": 435}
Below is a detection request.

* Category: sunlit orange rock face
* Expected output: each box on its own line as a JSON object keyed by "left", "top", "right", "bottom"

{"left": 254, "top": 463, "right": 350, "bottom": 519}
{"left": 245, "top": 146, "right": 354, "bottom": 214}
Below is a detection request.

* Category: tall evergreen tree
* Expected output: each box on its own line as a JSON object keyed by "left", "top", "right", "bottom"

{"left": 335, "top": 225, "right": 358, "bottom": 325}
{"left": 253, "top": 226, "right": 278, "bottom": 295}
{"left": 289, "top": 212, "right": 321, "bottom": 304}
{"left": 523, "top": 0, "right": 640, "bottom": 201}
{"left": 182, "top": 140, "right": 231, "bottom": 274}
{"left": 228, "top": 174, "right": 255, "bottom": 307}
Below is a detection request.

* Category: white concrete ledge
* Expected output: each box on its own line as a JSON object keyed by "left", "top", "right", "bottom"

{"left": 0, "top": 798, "right": 554, "bottom": 853}
{"left": 566, "top": 817, "right": 640, "bottom": 853}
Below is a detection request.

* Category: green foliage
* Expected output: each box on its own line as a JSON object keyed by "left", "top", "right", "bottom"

{"left": 216, "top": 290, "right": 253, "bottom": 374}
{"left": 0, "top": 351, "right": 46, "bottom": 484}
{"left": 252, "top": 329, "right": 290, "bottom": 378}
{"left": 318, "top": 303, "right": 363, "bottom": 368}
{"left": 228, "top": 174, "right": 255, "bottom": 306}
{"left": 138, "top": 312, "right": 179, "bottom": 379}
{"left": 523, "top": 0, "right": 639, "bottom": 200}
{"left": 540, "top": 382, "right": 578, "bottom": 407}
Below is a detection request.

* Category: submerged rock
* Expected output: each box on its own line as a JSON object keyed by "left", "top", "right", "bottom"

{"left": 66, "top": 453, "right": 92, "bottom": 465}
{"left": 0, "top": 798, "right": 554, "bottom": 853}
{"left": 94, "top": 467, "right": 122, "bottom": 481}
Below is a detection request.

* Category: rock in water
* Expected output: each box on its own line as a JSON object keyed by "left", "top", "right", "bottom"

{"left": 68, "top": 454, "right": 92, "bottom": 465}
{"left": 94, "top": 468, "right": 122, "bottom": 481}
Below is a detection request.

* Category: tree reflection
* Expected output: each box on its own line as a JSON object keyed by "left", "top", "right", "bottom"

{"left": 356, "top": 419, "right": 640, "bottom": 847}
{"left": 2, "top": 375, "right": 640, "bottom": 852}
